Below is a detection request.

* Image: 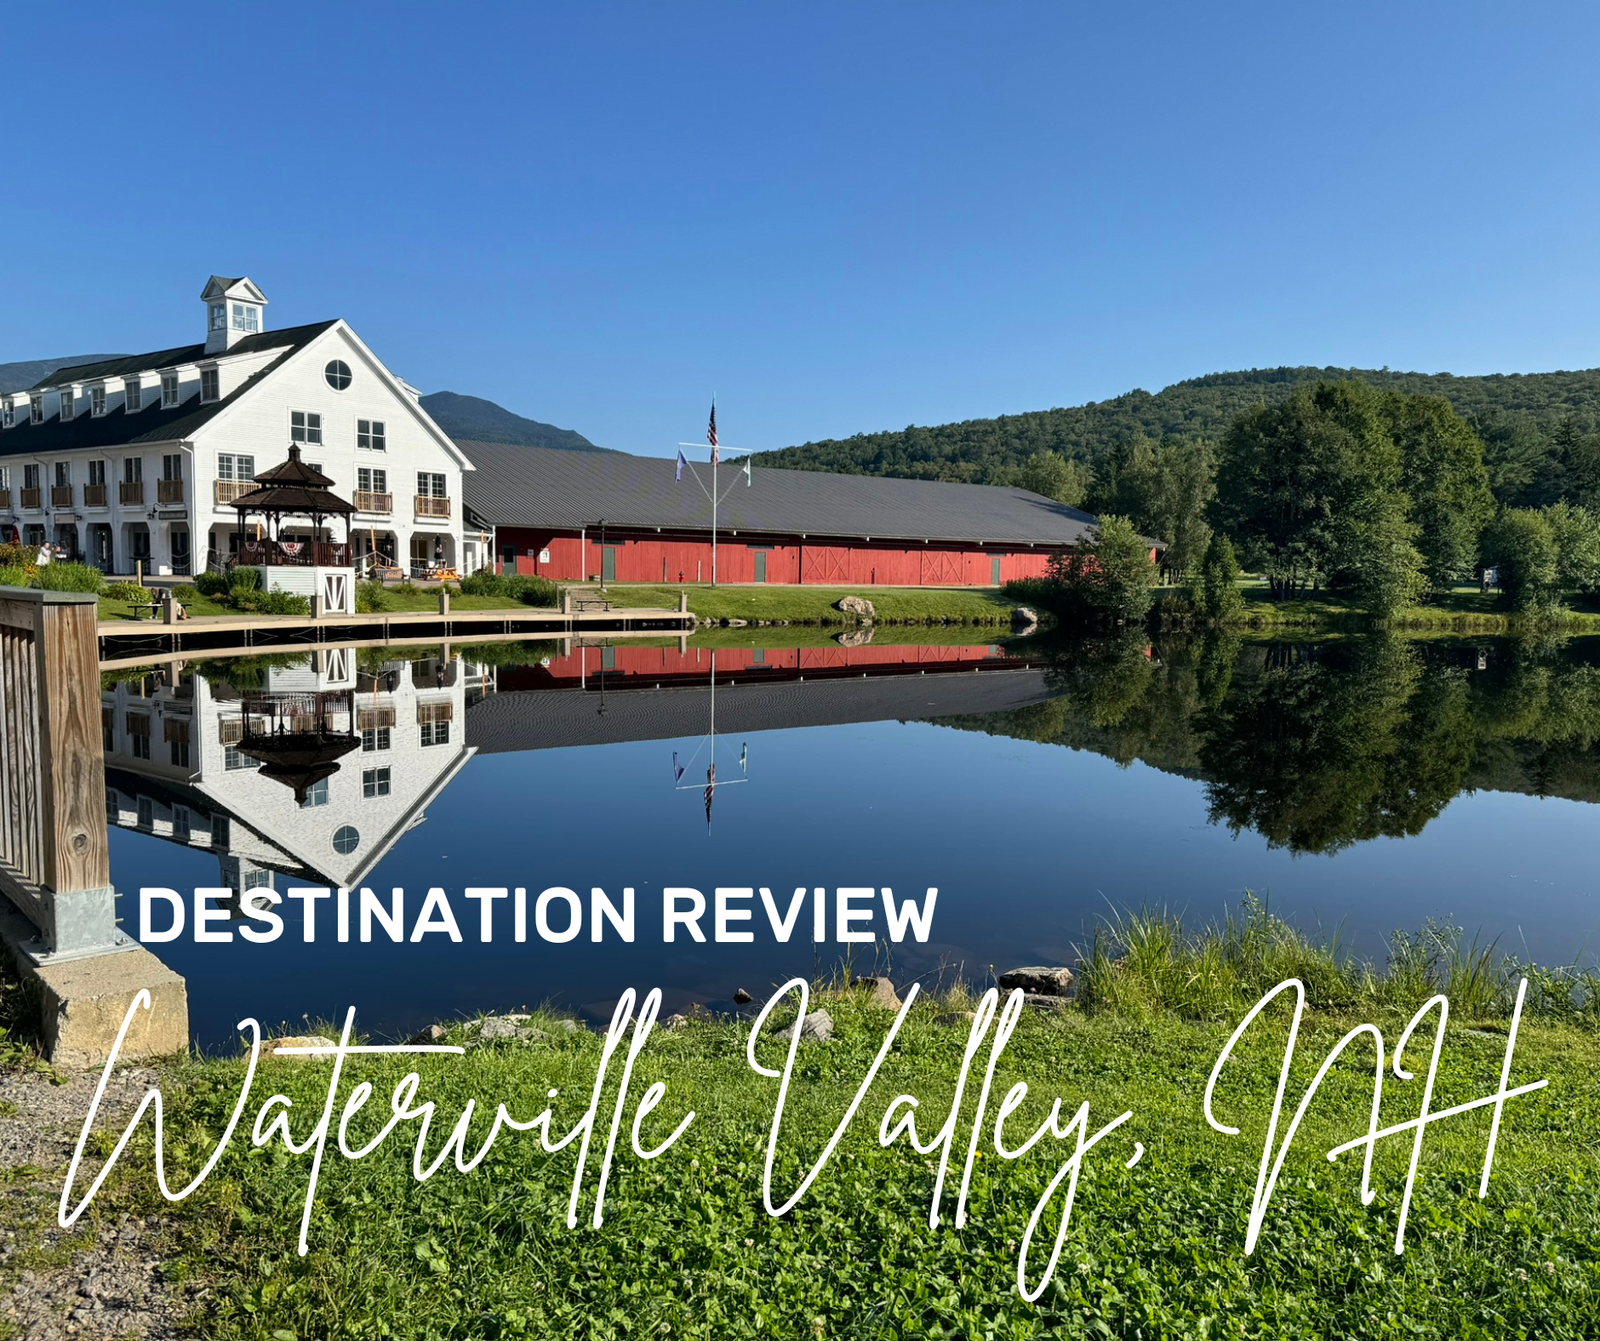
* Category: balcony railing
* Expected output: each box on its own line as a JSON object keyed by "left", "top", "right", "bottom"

{"left": 354, "top": 490, "right": 393, "bottom": 514}
{"left": 214, "top": 479, "right": 252, "bottom": 505}
{"left": 157, "top": 479, "right": 185, "bottom": 504}
{"left": 0, "top": 489, "right": 10, "bottom": 509}
{"left": 83, "top": 483, "right": 108, "bottom": 508}
{"left": 20, "top": 488, "right": 41, "bottom": 510}
{"left": 50, "top": 485, "right": 74, "bottom": 507}
{"left": 119, "top": 481, "right": 144, "bottom": 505}
{"left": 415, "top": 494, "right": 451, "bottom": 518}
{"left": 236, "top": 538, "right": 352, "bottom": 568}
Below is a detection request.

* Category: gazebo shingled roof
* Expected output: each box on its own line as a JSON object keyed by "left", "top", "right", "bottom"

{"left": 230, "top": 443, "right": 355, "bottom": 516}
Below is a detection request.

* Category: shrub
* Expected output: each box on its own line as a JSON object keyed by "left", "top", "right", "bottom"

{"left": 1485, "top": 508, "right": 1561, "bottom": 612}
{"left": 1196, "top": 533, "right": 1244, "bottom": 619}
{"left": 0, "top": 565, "right": 30, "bottom": 589}
{"left": 457, "top": 569, "right": 561, "bottom": 607}
{"left": 999, "top": 577, "right": 1053, "bottom": 605}
{"left": 0, "top": 543, "right": 38, "bottom": 571}
{"left": 355, "top": 581, "right": 389, "bottom": 613}
{"left": 35, "top": 562, "right": 105, "bottom": 593}
{"left": 229, "top": 587, "right": 311, "bottom": 615}
{"left": 228, "top": 566, "right": 263, "bottom": 592}
{"left": 194, "top": 569, "right": 231, "bottom": 597}
{"left": 104, "top": 581, "right": 148, "bottom": 602}
{"left": 1035, "top": 515, "right": 1158, "bottom": 625}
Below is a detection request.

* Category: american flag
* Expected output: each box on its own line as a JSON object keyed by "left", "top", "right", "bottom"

{"left": 707, "top": 401, "right": 719, "bottom": 465}
{"left": 704, "top": 762, "right": 716, "bottom": 827}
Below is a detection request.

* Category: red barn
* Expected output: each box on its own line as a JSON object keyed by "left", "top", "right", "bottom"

{"left": 459, "top": 440, "right": 1102, "bottom": 586}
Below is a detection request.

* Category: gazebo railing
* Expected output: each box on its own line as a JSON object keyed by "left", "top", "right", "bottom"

{"left": 236, "top": 538, "right": 352, "bottom": 567}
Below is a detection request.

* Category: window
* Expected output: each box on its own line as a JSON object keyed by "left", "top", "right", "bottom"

{"left": 218, "top": 453, "right": 255, "bottom": 482}
{"left": 173, "top": 806, "right": 191, "bottom": 841}
{"left": 3, "top": 400, "right": 14, "bottom": 428}
{"left": 244, "top": 869, "right": 272, "bottom": 891}
{"left": 291, "top": 411, "right": 323, "bottom": 445}
{"left": 212, "top": 814, "right": 230, "bottom": 848}
{"left": 124, "top": 457, "right": 143, "bottom": 483}
{"left": 418, "top": 472, "right": 446, "bottom": 498}
{"left": 231, "top": 303, "right": 259, "bottom": 333}
{"left": 29, "top": 395, "right": 43, "bottom": 424}
{"left": 137, "top": 796, "right": 154, "bottom": 828}
{"left": 209, "top": 303, "right": 227, "bottom": 331}
{"left": 361, "top": 726, "right": 391, "bottom": 752}
{"left": 58, "top": 389, "right": 74, "bottom": 422}
{"left": 200, "top": 368, "right": 219, "bottom": 402}
{"left": 103, "top": 717, "right": 115, "bottom": 751}
{"left": 332, "top": 825, "right": 360, "bottom": 855}
{"left": 223, "top": 745, "right": 252, "bottom": 771}
{"left": 90, "top": 385, "right": 106, "bottom": 416}
{"left": 357, "top": 467, "right": 387, "bottom": 492}
{"left": 362, "top": 766, "right": 392, "bottom": 798}
{"left": 163, "top": 453, "right": 183, "bottom": 481}
{"left": 0, "top": 468, "right": 8, "bottom": 489}
{"left": 161, "top": 373, "right": 179, "bottom": 408}
{"left": 420, "top": 720, "right": 450, "bottom": 747}
{"left": 23, "top": 525, "right": 45, "bottom": 546}
{"left": 54, "top": 461, "right": 70, "bottom": 486}
{"left": 88, "top": 460, "right": 106, "bottom": 487}
{"left": 130, "top": 732, "right": 151, "bottom": 761}
{"left": 300, "top": 778, "right": 330, "bottom": 808}
{"left": 23, "top": 464, "right": 40, "bottom": 490}
{"left": 124, "top": 379, "right": 141, "bottom": 412}
{"left": 324, "top": 360, "right": 352, "bottom": 391}
{"left": 357, "top": 419, "right": 385, "bottom": 451}
{"left": 170, "top": 735, "right": 190, "bottom": 767}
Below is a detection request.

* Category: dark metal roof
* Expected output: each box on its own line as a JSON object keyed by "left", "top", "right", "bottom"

{"left": 466, "top": 666, "right": 1060, "bottom": 753}
{"left": 0, "top": 321, "right": 338, "bottom": 459}
{"left": 458, "top": 439, "right": 1100, "bottom": 547}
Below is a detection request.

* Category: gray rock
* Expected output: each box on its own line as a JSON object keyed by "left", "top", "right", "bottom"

{"left": 997, "top": 966, "right": 1076, "bottom": 997}
{"left": 799, "top": 1008, "right": 834, "bottom": 1041}
{"left": 850, "top": 975, "right": 902, "bottom": 1009}
{"left": 1022, "top": 993, "right": 1071, "bottom": 1014}
{"left": 267, "top": 1034, "right": 338, "bottom": 1058}
{"left": 470, "top": 1014, "right": 534, "bottom": 1041}
{"left": 664, "top": 1013, "right": 690, "bottom": 1030}
{"left": 408, "top": 1023, "right": 448, "bottom": 1044}
{"left": 834, "top": 626, "right": 875, "bottom": 647}
{"left": 724, "top": 617, "right": 749, "bottom": 627}
{"left": 835, "top": 595, "right": 876, "bottom": 619}
{"left": 1011, "top": 605, "right": 1039, "bottom": 630}
{"left": 733, "top": 988, "right": 753, "bottom": 1004}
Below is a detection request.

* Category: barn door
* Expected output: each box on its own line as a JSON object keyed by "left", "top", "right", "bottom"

{"left": 754, "top": 551, "right": 767, "bottom": 583}
{"left": 602, "top": 547, "right": 617, "bottom": 582}
{"left": 991, "top": 556, "right": 1002, "bottom": 585}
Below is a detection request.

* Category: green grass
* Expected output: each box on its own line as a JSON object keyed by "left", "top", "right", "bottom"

{"left": 97, "top": 589, "right": 236, "bottom": 621}
{"left": 603, "top": 583, "right": 1024, "bottom": 625}
{"left": 15, "top": 905, "right": 1600, "bottom": 1339}
{"left": 357, "top": 585, "right": 526, "bottom": 614}
{"left": 1210, "top": 584, "right": 1600, "bottom": 634}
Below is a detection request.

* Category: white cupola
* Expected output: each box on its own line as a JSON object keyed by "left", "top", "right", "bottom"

{"left": 201, "top": 275, "right": 268, "bottom": 354}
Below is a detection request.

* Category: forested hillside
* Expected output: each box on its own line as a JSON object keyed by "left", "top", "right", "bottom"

{"left": 757, "top": 365, "right": 1600, "bottom": 508}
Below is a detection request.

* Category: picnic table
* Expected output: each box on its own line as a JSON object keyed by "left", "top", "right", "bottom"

{"left": 573, "top": 595, "right": 613, "bottom": 612}
{"left": 126, "top": 600, "right": 163, "bottom": 620}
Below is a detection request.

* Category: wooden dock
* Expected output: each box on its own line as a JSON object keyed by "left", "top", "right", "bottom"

{"left": 98, "top": 604, "right": 696, "bottom": 669}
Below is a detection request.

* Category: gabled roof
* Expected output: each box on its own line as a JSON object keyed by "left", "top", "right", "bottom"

{"left": 201, "top": 275, "right": 265, "bottom": 303}
{"left": 458, "top": 439, "right": 1101, "bottom": 547}
{"left": 0, "top": 321, "right": 337, "bottom": 458}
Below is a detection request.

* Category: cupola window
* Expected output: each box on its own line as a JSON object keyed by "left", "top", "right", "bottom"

{"left": 231, "top": 303, "right": 259, "bottom": 333}
{"left": 209, "top": 303, "right": 227, "bottom": 332}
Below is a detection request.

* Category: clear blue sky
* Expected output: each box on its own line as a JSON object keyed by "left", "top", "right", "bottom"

{"left": 3, "top": 3, "right": 1596, "bottom": 456}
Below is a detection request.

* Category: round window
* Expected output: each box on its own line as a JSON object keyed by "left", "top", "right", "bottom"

{"left": 324, "top": 360, "right": 352, "bottom": 391}
{"left": 332, "top": 825, "right": 360, "bottom": 855}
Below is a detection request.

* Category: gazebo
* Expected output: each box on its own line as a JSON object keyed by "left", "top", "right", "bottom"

{"left": 236, "top": 689, "right": 360, "bottom": 804}
{"left": 228, "top": 444, "right": 357, "bottom": 613}
{"left": 230, "top": 444, "right": 355, "bottom": 568}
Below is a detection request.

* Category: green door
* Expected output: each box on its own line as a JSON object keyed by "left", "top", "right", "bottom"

{"left": 754, "top": 551, "right": 767, "bottom": 583}
{"left": 991, "top": 556, "right": 1002, "bottom": 585}
{"left": 602, "top": 546, "right": 617, "bottom": 582}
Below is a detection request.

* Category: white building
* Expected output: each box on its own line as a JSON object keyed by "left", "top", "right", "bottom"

{"left": 0, "top": 276, "right": 477, "bottom": 577}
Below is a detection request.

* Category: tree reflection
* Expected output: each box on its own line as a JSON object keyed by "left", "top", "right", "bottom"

{"left": 943, "top": 632, "right": 1600, "bottom": 855}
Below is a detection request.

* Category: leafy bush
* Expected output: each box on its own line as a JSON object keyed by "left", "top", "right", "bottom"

{"left": 194, "top": 569, "right": 231, "bottom": 597}
{"left": 228, "top": 587, "right": 311, "bottom": 615}
{"left": 34, "top": 562, "right": 105, "bottom": 593}
{"left": 1196, "top": 533, "right": 1244, "bottom": 619}
{"left": 0, "top": 543, "right": 38, "bottom": 571}
{"left": 1029, "top": 515, "right": 1158, "bottom": 626}
{"left": 999, "top": 577, "right": 1053, "bottom": 605}
{"left": 104, "top": 581, "right": 147, "bottom": 602}
{"left": 355, "top": 581, "right": 389, "bottom": 613}
{"left": 1485, "top": 508, "right": 1561, "bottom": 611}
{"left": 0, "top": 565, "right": 30, "bottom": 589}
{"left": 458, "top": 569, "right": 561, "bottom": 607}
{"left": 228, "top": 566, "right": 263, "bottom": 592}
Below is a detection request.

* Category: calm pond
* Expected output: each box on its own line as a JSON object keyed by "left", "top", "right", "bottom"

{"left": 101, "top": 631, "right": 1600, "bottom": 1046}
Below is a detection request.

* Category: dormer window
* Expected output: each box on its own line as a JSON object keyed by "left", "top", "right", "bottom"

{"left": 29, "top": 395, "right": 42, "bottom": 424}
{"left": 231, "top": 303, "right": 259, "bottom": 333}
{"left": 1, "top": 400, "right": 12, "bottom": 429}
{"left": 209, "top": 303, "right": 227, "bottom": 332}
{"left": 200, "top": 368, "right": 220, "bottom": 403}
{"left": 161, "top": 372, "right": 179, "bottom": 408}
{"left": 59, "top": 389, "right": 74, "bottom": 422}
{"left": 90, "top": 385, "right": 106, "bottom": 416}
{"left": 124, "top": 378, "right": 142, "bottom": 412}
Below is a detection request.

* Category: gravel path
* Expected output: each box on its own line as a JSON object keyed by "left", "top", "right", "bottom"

{"left": 0, "top": 1065, "right": 197, "bottom": 1339}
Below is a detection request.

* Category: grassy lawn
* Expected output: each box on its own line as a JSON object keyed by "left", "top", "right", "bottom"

{"left": 1156, "top": 583, "right": 1600, "bottom": 635}
{"left": 358, "top": 585, "right": 528, "bottom": 614}
{"left": 97, "top": 589, "right": 237, "bottom": 621}
{"left": 604, "top": 583, "right": 1023, "bottom": 625}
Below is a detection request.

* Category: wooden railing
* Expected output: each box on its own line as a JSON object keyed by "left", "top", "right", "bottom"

{"left": 0, "top": 490, "right": 10, "bottom": 509}
{"left": 236, "top": 538, "right": 353, "bottom": 567}
{"left": 415, "top": 494, "right": 451, "bottom": 518}
{"left": 157, "top": 479, "right": 185, "bottom": 504}
{"left": 214, "top": 479, "right": 252, "bottom": 505}
{"left": 83, "top": 484, "right": 108, "bottom": 508}
{"left": 354, "top": 490, "right": 393, "bottom": 514}
{"left": 20, "top": 488, "right": 41, "bottom": 510}
{"left": 119, "top": 481, "right": 144, "bottom": 505}
{"left": 50, "top": 485, "right": 74, "bottom": 508}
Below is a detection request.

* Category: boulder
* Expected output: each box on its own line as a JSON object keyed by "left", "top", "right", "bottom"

{"left": 408, "top": 1023, "right": 448, "bottom": 1044}
{"left": 850, "top": 975, "right": 902, "bottom": 1010}
{"left": 268, "top": 1035, "right": 338, "bottom": 1058}
{"left": 799, "top": 1008, "right": 834, "bottom": 1042}
{"left": 664, "top": 1013, "right": 690, "bottom": 1030}
{"left": 468, "top": 1014, "right": 536, "bottom": 1042}
{"left": 1022, "top": 993, "right": 1071, "bottom": 1014}
{"left": 733, "top": 988, "right": 753, "bottom": 1004}
{"left": 835, "top": 596, "right": 876, "bottom": 620}
{"left": 1011, "top": 605, "right": 1039, "bottom": 631}
{"left": 724, "top": 618, "right": 749, "bottom": 627}
{"left": 834, "top": 626, "right": 875, "bottom": 648}
{"left": 997, "top": 966, "right": 1076, "bottom": 997}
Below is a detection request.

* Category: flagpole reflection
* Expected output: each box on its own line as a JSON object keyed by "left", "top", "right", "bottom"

{"left": 670, "top": 649, "right": 749, "bottom": 832}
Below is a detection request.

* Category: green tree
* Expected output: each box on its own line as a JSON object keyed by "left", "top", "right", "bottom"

{"left": 1042, "top": 514, "right": 1158, "bottom": 624}
{"left": 1214, "top": 382, "right": 1403, "bottom": 597}
{"left": 1339, "top": 492, "right": 1428, "bottom": 617}
{"left": 1546, "top": 501, "right": 1600, "bottom": 595}
{"left": 1012, "top": 450, "right": 1089, "bottom": 508}
{"left": 1196, "top": 532, "right": 1244, "bottom": 619}
{"left": 1383, "top": 394, "right": 1494, "bottom": 591}
{"left": 1484, "top": 508, "right": 1561, "bottom": 611}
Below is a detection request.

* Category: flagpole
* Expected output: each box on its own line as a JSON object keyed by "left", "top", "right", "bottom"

{"left": 711, "top": 394, "right": 718, "bottom": 587}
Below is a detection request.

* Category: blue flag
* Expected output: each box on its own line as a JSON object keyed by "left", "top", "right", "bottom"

{"left": 675, "top": 449, "right": 687, "bottom": 482}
